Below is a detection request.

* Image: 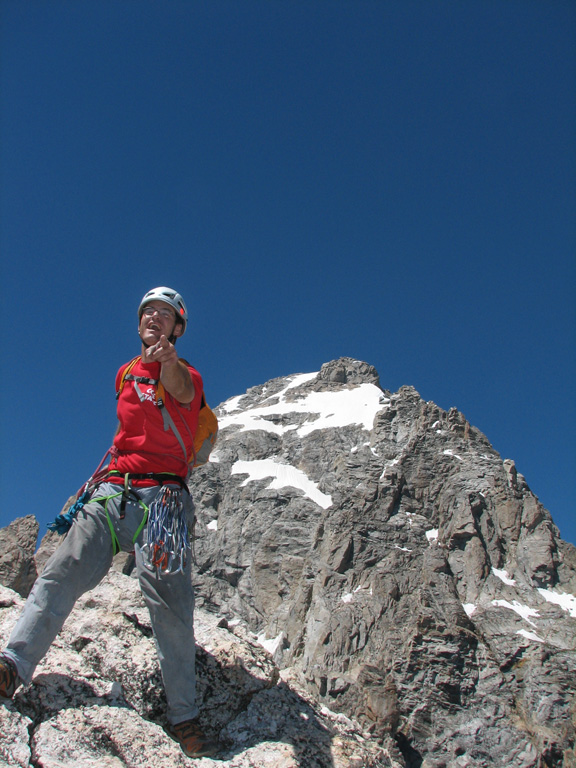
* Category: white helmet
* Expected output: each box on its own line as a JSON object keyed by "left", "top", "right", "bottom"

{"left": 138, "top": 287, "right": 188, "bottom": 334}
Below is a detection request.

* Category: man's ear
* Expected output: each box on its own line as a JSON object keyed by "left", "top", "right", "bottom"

{"left": 173, "top": 322, "right": 184, "bottom": 338}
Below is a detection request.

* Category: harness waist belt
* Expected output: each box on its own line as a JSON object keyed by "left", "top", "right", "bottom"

{"left": 106, "top": 471, "right": 187, "bottom": 489}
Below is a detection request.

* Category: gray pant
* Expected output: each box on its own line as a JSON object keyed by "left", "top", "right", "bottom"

{"left": 3, "top": 482, "right": 198, "bottom": 725}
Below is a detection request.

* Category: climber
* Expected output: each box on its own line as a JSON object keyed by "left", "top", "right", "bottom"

{"left": 0, "top": 287, "right": 219, "bottom": 759}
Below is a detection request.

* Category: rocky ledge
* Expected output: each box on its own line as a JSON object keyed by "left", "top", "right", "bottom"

{"left": 0, "top": 563, "right": 393, "bottom": 767}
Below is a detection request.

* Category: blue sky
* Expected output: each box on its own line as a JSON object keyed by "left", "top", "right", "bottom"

{"left": 1, "top": 1, "right": 575, "bottom": 546}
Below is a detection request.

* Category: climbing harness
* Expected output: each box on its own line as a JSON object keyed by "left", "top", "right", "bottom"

{"left": 140, "top": 485, "right": 190, "bottom": 575}
{"left": 47, "top": 452, "right": 190, "bottom": 571}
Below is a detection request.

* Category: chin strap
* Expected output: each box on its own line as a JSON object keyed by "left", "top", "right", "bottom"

{"left": 139, "top": 332, "right": 152, "bottom": 349}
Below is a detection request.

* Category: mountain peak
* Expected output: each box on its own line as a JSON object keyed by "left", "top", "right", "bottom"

{"left": 193, "top": 359, "right": 576, "bottom": 765}
{"left": 317, "top": 357, "right": 381, "bottom": 388}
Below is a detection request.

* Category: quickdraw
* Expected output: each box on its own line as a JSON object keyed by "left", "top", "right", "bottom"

{"left": 141, "top": 485, "right": 189, "bottom": 575}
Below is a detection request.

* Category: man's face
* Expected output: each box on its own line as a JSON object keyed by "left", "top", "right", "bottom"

{"left": 139, "top": 300, "right": 183, "bottom": 345}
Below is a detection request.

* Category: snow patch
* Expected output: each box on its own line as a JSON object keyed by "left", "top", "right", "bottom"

{"left": 379, "top": 458, "right": 399, "bottom": 479}
{"left": 395, "top": 545, "right": 412, "bottom": 552}
{"left": 537, "top": 588, "right": 576, "bottom": 618}
{"left": 206, "top": 520, "right": 218, "bottom": 531}
{"left": 218, "top": 381, "right": 387, "bottom": 438}
{"left": 231, "top": 459, "right": 333, "bottom": 509}
{"left": 443, "top": 449, "right": 463, "bottom": 461}
{"left": 492, "top": 599, "right": 540, "bottom": 627}
{"left": 342, "top": 593, "right": 354, "bottom": 604}
{"left": 352, "top": 441, "right": 379, "bottom": 456}
{"left": 354, "top": 585, "right": 373, "bottom": 595}
{"left": 220, "top": 394, "right": 245, "bottom": 414}
{"left": 298, "top": 387, "right": 389, "bottom": 436}
{"left": 462, "top": 603, "right": 476, "bottom": 617}
{"left": 426, "top": 529, "right": 439, "bottom": 543}
{"left": 517, "top": 629, "right": 544, "bottom": 644}
{"left": 492, "top": 567, "right": 516, "bottom": 586}
{"left": 257, "top": 632, "right": 284, "bottom": 656}
{"left": 284, "top": 371, "right": 318, "bottom": 392}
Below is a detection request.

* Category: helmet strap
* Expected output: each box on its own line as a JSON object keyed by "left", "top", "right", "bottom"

{"left": 168, "top": 318, "right": 184, "bottom": 345}
{"left": 139, "top": 331, "right": 152, "bottom": 349}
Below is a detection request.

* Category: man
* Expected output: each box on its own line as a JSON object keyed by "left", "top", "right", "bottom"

{"left": 0, "top": 287, "right": 218, "bottom": 759}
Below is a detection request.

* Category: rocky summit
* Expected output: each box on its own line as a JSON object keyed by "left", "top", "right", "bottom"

{"left": 1, "top": 358, "right": 575, "bottom": 767}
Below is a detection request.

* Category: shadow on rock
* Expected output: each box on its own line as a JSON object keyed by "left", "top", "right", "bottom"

{"left": 12, "top": 671, "right": 133, "bottom": 725}
{"left": 4, "top": 641, "right": 388, "bottom": 767}
{"left": 196, "top": 646, "right": 338, "bottom": 766}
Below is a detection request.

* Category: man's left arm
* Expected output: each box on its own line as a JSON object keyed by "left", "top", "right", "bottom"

{"left": 144, "top": 335, "right": 195, "bottom": 403}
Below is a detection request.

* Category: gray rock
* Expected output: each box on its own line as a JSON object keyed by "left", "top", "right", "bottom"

{"left": 0, "top": 575, "right": 393, "bottom": 767}
{"left": 0, "top": 516, "right": 38, "bottom": 597}
{"left": 190, "top": 358, "right": 576, "bottom": 766}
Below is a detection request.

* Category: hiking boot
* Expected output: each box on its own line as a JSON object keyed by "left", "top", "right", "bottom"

{"left": 0, "top": 655, "right": 21, "bottom": 699}
{"left": 165, "top": 719, "right": 220, "bottom": 758}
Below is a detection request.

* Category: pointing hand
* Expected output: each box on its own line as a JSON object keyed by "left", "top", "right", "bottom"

{"left": 144, "top": 335, "right": 179, "bottom": 367}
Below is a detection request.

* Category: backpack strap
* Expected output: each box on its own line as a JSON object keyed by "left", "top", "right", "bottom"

{"left": 116, "top": 356, "right": 141, "bottom": 399}
{"left": 158, "top": 400, "right": 190, "bottom": 463}
{"left": 124, "top": 374, "right": 159, "bottom": 386}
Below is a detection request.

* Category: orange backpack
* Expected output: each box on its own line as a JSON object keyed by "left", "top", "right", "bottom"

{"left": 117, "top": 356, "right": 218, "bottom": 468}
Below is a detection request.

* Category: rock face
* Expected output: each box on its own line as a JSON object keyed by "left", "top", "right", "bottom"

{"left": 190, "top": 358, "right": 576, "bottom": 767}
{"left": 0, "top": 516, "right": 39, "bottom": 598}
{"left": 1, "top": 358, "right": 575, "bottom": 767}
